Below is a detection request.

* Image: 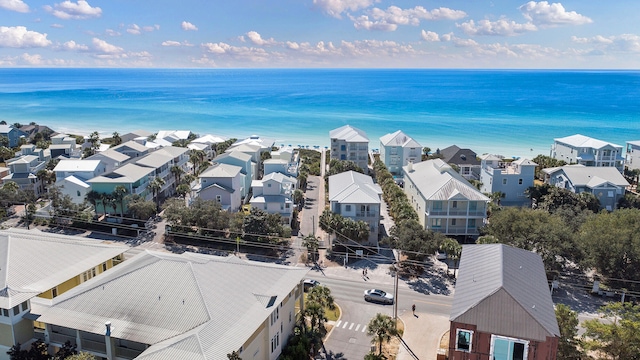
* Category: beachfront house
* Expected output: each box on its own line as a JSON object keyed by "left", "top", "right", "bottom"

{"left": 195, "top": 163, "right": 243, "bottom": 210}
{"left": 625, "top": 140, "right": 640, "bottom": 171}
{"left": 449, "top": 244, "right": 559, "bottom": 360}
{"left": 111, "top": 140, "right": 150, "bottom": 159}
{"left": 379, "top": 130, "right": 422, "bottom": 175}
{"left": 551, "top": 134, "right": 624, "bottom": 172}
{"left": 264, "top": 146, "right": 299, "bottom": 177}
{"left": 53, "top": 159, "right": 107, "bottom": 204}
{"left": 328, "top": 171, "right": 382, "bottom": 244}
{"left": 120, "top": 129, "right": 153, "bottom": 144}
{"left": 329, "top": 125, "right": 369, "bottom": 171}
{"left": 479, "top": 156, "right": 537, "bottom": 207}
{"left": 49, "top": 133, "right": 81, "bottom": 159}
{"left": 0, "top": 124, "right": 27, "bottom": 148}
{"left": 134, "top": 146, "right": 190, "bottom": 201}
{"left": 0, "top": 228, "right": 127, "bottom": 360}
{"left": 403, "top": 159, "right": 489, "bottom": 238}
{"left": 214, "top": 151, "right": 254, "bottom": 200}
{"left": 190, "top": 134, "right": 227, "bottom": 159}
{"left": 542, "top": 165, "right": 629, "bottom": 211}
{"left": 30, "top": 250, "right": 308, "bottom": 360}
{"left": 440, "top": 145, "right": 481, "bottom": 180}
{"left": 249, "top": 172, "right": 297, "bottom": 224}
{"left": 87, "top": 163, "right": 156, "bottom": 213}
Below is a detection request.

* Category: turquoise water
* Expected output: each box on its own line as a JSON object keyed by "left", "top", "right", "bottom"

{"left": 0, "top": 68, "right": 638, "bottom": 158}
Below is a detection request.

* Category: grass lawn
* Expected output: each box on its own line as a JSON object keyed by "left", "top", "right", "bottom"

{"left": 295, "top": 292, "right": 342, "bottom": 321}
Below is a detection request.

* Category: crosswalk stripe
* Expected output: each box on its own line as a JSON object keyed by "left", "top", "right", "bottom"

{"left": 342, "top": 321, "right": 348, "bottom": 329}
{"left": 336, "top": 320, "right": 342, "bottom": 327}
{"left": 349, "top": 323, "right": 354, "bottom": 330}
{"left": 355, "top": 324, "right": 360, "bottom": 331}
{"left": 362, "top": 326, "right": 366, "bottom": 333}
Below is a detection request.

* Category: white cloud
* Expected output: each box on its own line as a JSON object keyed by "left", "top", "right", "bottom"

{"left": 519, "top": 1, "right": 592, "bottom": 26}
{"left": 352, "top": 5, "right": 466, "bottom": 31}
{"left": 458, "top": 19, "right": 537, "bottom": 36}
{"left": 0, "top": 0, "right": 29, "bottom": 13}
{"left": 105, "top": 29, "right": 121, "bottom": 37}
{"left": 51, "top": 23, "right": 64, "bottom": 28}
{"left": 201, "top": 42, "right": 270, "bottom": 62}
{"left": 61, "top": 40, "right": 88, "bottom": 51}
{"left": 421, "top": 30, "right": 440, "bottom": 42}
{"left": 572, "top": 34, "right": 640, "bottom": 53}
{"left": 0, "top": 26, "right": 51, "bottom": 48}
{"left": 571, "top": 35, "right": 613, "bottom": 44}
{"left": 313, "top": 0, "right": 377, "bottom": 19}
{"left": 127, "top": 24, "right": 159, "bottom": 35}
{"left": 286, "top": 41, "right": 300, "bottom": 50}
{"left": 21, "top": 53, "right": 43, "bottom": 64}
{"left": 44, "top": 0, "right": 102, "bottom": 20}
{"left": 161, "top": 40, "right": 193, "bottom": 47}
{"left": 92, "top": 37, "right": 123, "bottom": 54}
{"left": 192, "top": 55, "right": 217, "bottom": 66}
{"left": 181, "top": 21, "right": 198, "bottom": 31}
{"left": 246, "top": 31, "right": 278, "bottom": 46}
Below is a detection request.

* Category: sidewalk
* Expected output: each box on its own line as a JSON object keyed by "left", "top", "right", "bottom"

{"left": 398, "top": 311, "right": 449, "bottom": 360}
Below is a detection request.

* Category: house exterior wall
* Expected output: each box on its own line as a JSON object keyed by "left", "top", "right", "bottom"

{"left": 480, "top": 164, "right": 535, "bottom": 207}
{"left": 199, "top": 186, "right": 240, "bottom": 210}
{"left": 215, "top": 157, "right": 252, "bottom": 198}
{"left": 0, "top": 128, "right": 25, "bottom": 148}
{"left": 626, "top": 142, "right": 640, "bottom": 171}
{"left": 330, "top": 138, "right": 369, "bottom": 170}
{"left": 547, "top": 172, "right": 625, "bottom": 211}
{"left": 448, "top": 322, "right": 558, "bottom": 360}
{"left": 380, "top": 144, "right": 421, "bottom": 175}
{"left": 330, "top": 201, "right": 380, "bottom": 243}
{"left": 552, "top": 141, "right": 623, "bottom": 171}
{"left": 58, "top": 179, "right": 89, "bottom": 204}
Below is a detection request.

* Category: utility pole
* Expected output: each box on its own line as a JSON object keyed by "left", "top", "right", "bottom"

{"left": 393, "top": 262, "right": 399, "bottom": 322}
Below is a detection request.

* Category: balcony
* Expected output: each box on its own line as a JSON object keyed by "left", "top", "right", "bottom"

{"left": 356, "top": 211, "right": 376, "bottom": 217}
{"left": 50, "top": 332, "right": 76, "bottom": 346}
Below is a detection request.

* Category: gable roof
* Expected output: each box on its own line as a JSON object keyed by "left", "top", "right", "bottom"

{"left": 262, "top": 171, "right": 297, "bottom": 184}
{"left": 192, "top": 134, "right": 227, "bottom": 144}
{"left": 329, "top": 125, "right": 368, "bottom": 142}
{"left": 199, "top": 163, "right": 242, "bottom": 178}
{"left": 0, "top": 228, "right": 127, "bottom": 309}
{"left": 512, "top": 158, "right": 537, "bottom": 166}
{"left": 215, "top": 151, "right": 252, "bottom": 163}
{"left": 554, "top": 134, "right": 622, "bottom": 149}
{"left": 329, "top": 171, "right": 382, "bottom": 204}
{"left": 36, "top": 251, "right": 308, "bottom": 360}
{"left": 112, "top": 140, "right": 149, "bottom": 153}
{"left": 88, "top": 163, "right": 154, "bottom": 184}
{"left": 543, "top": 165, "right": 629, "bottom": 188}
{"left": 379, "top": 130, "right": 421, "bottom": 148}
{"left": 451, "top": 244, "right": 560, "bottom": 341}
{"left": 87, "top": 148, "right": 130, "bottom": 163}
{"left": 404, "top": 159, "right": 489, "bottom": 201}
{"left": 440, "top": 145, "right": 480, "bottom": 166}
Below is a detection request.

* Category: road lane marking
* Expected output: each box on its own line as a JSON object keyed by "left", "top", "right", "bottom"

{"left": 336, "top": 320, "right": 342, "bottom": 327}
{"left": 342, "top": 322, "right": 348, "bottom": 329}
{"left": 349, "top": 323, "right": 354, "bottom": 330}
{"left": 355, "top": 324, "right": 360, "bottom": 331}
{"left": 362, "top": 326, "right": 366, "bottom": 333}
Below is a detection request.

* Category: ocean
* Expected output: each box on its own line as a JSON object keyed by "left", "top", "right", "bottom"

{"left": 0, "top": 68, "right": 639, "bottom": 158}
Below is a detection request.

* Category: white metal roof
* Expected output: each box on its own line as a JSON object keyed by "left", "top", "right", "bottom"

{"left": 199, "top": 163, "right": 242, "bottom": 178}
{"left": 87, "top": 149, "right": 130, "bottom": 163}
{"left": 36, "top": 251, "right": 308, "bottom": 360}
{"left": 554, "top": 134, "right": 622, "bottom": 149}
{"left": 0, "top": 228, "right": 128, "bottom": 309}
{"left": 403, "top": 159, "right": 489, "bottom": 201}
{"left": 329, "top": 125, "right": 368, "bottom": 142}
{"left": 379, "top": 130, "right": 421, "bottom": 148}
{"left": 192, "top": 134, "right": 227, "bottom": 144}
{"left": 54, "top": 159, "right": 102, "bottom": 172}
{"left": 543, "top": 164, "right": 629, "bottom": 188}
{"left": 329, "top": 171, "right": 382, "bottom": 204}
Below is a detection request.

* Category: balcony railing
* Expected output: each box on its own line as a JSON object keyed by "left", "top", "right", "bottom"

{"left": 82, "top": 338, "right": 107, "bottom": 354}
{"left": 356, "top": 211, "right": 376, "bottom": 217}
{"left": 116, "top": 346, "right": 144, "bottom": 359}
{"left": 50, "top": 332, "right": 76, "bottom": 346}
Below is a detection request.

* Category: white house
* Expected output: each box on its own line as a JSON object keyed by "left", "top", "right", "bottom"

{"left": 196, "top": 163, "right": 243, "bottom": 211}
{"left": 329, "top": 125, "right": 369, "bottom": 171}
{"left": 214, "top": 151, "right": 254, "bottom": 199}
{"left": 551, "top": 134, "right": 624, "bottom": 172}
{"left": 31, "top": 250, "right": 308, "bottom": 360}
{"left": 250, "top": 172, "right": 297, "bottom": 224}
{"left": 53, "top": 160, "right": 108, "bottom": 204}
{"left": 543, "top": 165, "right": 629, "bottom": 211}
{"left": 379, "top": 130, "right": 422, "bottom": 175}
{"left": 479, "top": 156, "right": 537, "bottom": 207}
{"left": 328, "top": 171, "right": 382, "bottom": 244}
{"left": 134, "top": 146, "right": 190, "bottom": 201}
{"left": 625, "top": 140, "right": 640, "bottom": 171}
{"left": 403, "top": 159, "right": 489, "bottom": 237}
{"left": 87, "top": 148, "right": 130, "bottom": 173}
{"left": 2, "top": 155, "right": 46, "bottom": 196}
{"left": 111, "top": 141, "right": 150, "bottom": 159}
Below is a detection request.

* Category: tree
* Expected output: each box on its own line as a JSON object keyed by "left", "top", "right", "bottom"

{"left": 367, "top": 313, "right": 397, "bottom": 356}
{"left": 176, "top": 183, "right": 190, "bottom": 198}
{"left": 6, "top": 342, "right": 27, "bottom": 360}
{"left": 0, "top": 135, "right": 9, "bottom": 147}
{"left": 0, "top": 145, "right": 14, "bottom": 161}
{"left": 111, "top": 131, "right": 122, "bottom": 146}
{"left": 292, "top": 189, "right": 304, "bottom": 205}
{"left": 189, "top": 150, "right": 206, "bottom": 175}
{"left": 555, "top": 304, "right": 584, "bottom": 360}
{"left": 583, "top": 302, "right": 640, "bottom": 360}
{"left": 386, "top": 219, "right": 443, "bottom": 261}
{"left": 302, "top": 234, "right": 320, "bottom": 264}
{"left": 170, "top": 165, "right": 184, "bottom": 186}
{"left": 65, "top": 353, "right": 97, "bottom": 360}
{"left": 149, "top": 176, "right": 166, "bottom": 210}
{"left": 126, "top": 195, "right": 157, "bottom": 220}
{"left": 112, "top": 185, "right": 128, "bottom": 217}
{"left": 532, "top": 155, "right": 566, "bottom": 180}
{"left": 307, "top": 285, "right": 335, "bottom": 312}
{"left": 440, "top": 238, "right": 462, "bottom": 276}
{"left": 85, "top": 190, "right": 101, "bottom": 214}
{"left": 326, "top": 159, "right": 364, "bottom": 176}
{"left": 227, "top": 351, "right": 242, "bottom": 360}
{"left": 36, "top": 170, "right": 50, "bottom": 194}
{"left": 27, "top": 339, "right": 49, "bottom": 360}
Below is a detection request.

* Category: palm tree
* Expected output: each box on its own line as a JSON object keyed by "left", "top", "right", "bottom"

{"left": 112, "top": 185, "right": 128, "bottom": 217}
{"left": 170, "top": 165, "right": 185, "bottom": 187}
{"left": 307, "top": 285, "right": 335, "bottom": 311}
{"left": 367, "top": 313, "right": 397, "bottom": 356}
{"left": 85, "top": 190, "right": 101, "bottom": 214}
{"left": 176, "top": 183, "right": 190, "bottom": 198}
{"left": 112, "top": 131, "right": 122, "bottom": 146}
{"left": 302, "top": 234, "right": 320, "bottom": 263}
{"left": 440, "top": 238, "right": 462, "bottom": 276}
{"left": 189, "top": 150, "right": 206, "bottom": 175}
{"left": 36, "top": 169, "right": 50, "bottom": 195}
{"left": 293, "top": 189, "right": 304, "bottom": 206}
{"left": 149, "top": 177, "right": 166, "bottom": 210}
{"left": 102, "top": 193, "right": 115, "bottom": 215}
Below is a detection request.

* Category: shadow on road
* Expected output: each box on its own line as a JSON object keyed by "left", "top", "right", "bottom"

{"left": 406, "top": 266, "right": 454, "bottom": 296}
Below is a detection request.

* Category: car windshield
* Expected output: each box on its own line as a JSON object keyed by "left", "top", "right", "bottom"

{"left": 375, "top": 290, "right": 386, "bottom": 296}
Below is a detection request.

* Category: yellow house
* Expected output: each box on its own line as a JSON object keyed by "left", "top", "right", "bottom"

{"left": 0, "top": 228, "right": 128, "bottom": 360}
{"left": 34, "top": 251, "right": 308, "bottom": 360}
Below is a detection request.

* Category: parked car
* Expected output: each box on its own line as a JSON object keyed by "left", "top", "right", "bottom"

{"left": 303, "top": 279, "right": 321, "bottom": 292}
{"left": 436, "top": 250, "right": 447, "bottom": 261}
{"left": 364, "top": 289, "right": 394, "bottom": 304}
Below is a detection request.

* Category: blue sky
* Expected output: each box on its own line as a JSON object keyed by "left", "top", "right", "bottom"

{"left": 0, "top": 0, "right": 638, "bottom": 68}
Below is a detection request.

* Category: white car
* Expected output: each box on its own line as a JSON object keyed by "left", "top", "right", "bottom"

{"left": 364, "top": 289, "right": 394, "bottom": 304}
{"left": 303, "top": 279, "right": 321, "bottom": 292}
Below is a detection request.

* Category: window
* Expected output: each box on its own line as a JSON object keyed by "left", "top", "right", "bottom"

{"left": 13, "top": 305, "right": 20, "bottom": 316}
{"left": 469, "top": 202, "right": 477, "bottom": 211}
{"left": 491, "top": 335, "right": 529, "bottom": 360}
{"left": 21, "top": 301, "right": 28, "bottom": 312}
{"left": 451, "top": 219, "right": 457, "bottom": 226}
{"left": 77, "top": 190, "right": 81, "bottom": 197}
{"left": 345, "top": 205, "right": 351, "bottom": 212}
{"left": 469, "top": 219, "right": 476, "bottom": 228}
{"left": 267, "top": 183, "right": 272, "bottom": 188}
{"left": 433, "top": 201, "right": 443, "bottom": 210}
{"left": 456, "top": 329, "right": 473, "bottom": 352}
{"left": 285, "top": 203, "right": 290, "bottom": 209}
{"left": 216, "top": 195, "right": 222, "bottom": 202}
{"left": 52, "top": 287, "right": 58, "bottom": 298}
{"left": 518, "top": 178, "right": 523, "bottom": 185}
{"left": 452, "top": 201, "right": 458, "bottom": 208}
{"left": 502, "top": 178, "right": 507, "bottom": 185}
{"left": 2, "top": 308, "right": 8, "bottom": 317}
{"left": 431, "top": 218, "right": 442, "bottom": 228}
{"left": 102, "top": 263, "right": 107, "bottom": 272}
{"left": 608, "top": 191, "right": 614, "bottom": 198}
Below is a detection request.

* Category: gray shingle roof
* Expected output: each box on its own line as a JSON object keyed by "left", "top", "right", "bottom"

{"left": 0, "top": 228, "right": 128, "bottom": 309}
{"left": 543, "top": 165, "right": 628, "bottom": 188}
{"left": 451, "top": 244, "right": 560, "bottom": 341}
{"left": 36, "top": 251, "right": 308, "bottom": 360}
